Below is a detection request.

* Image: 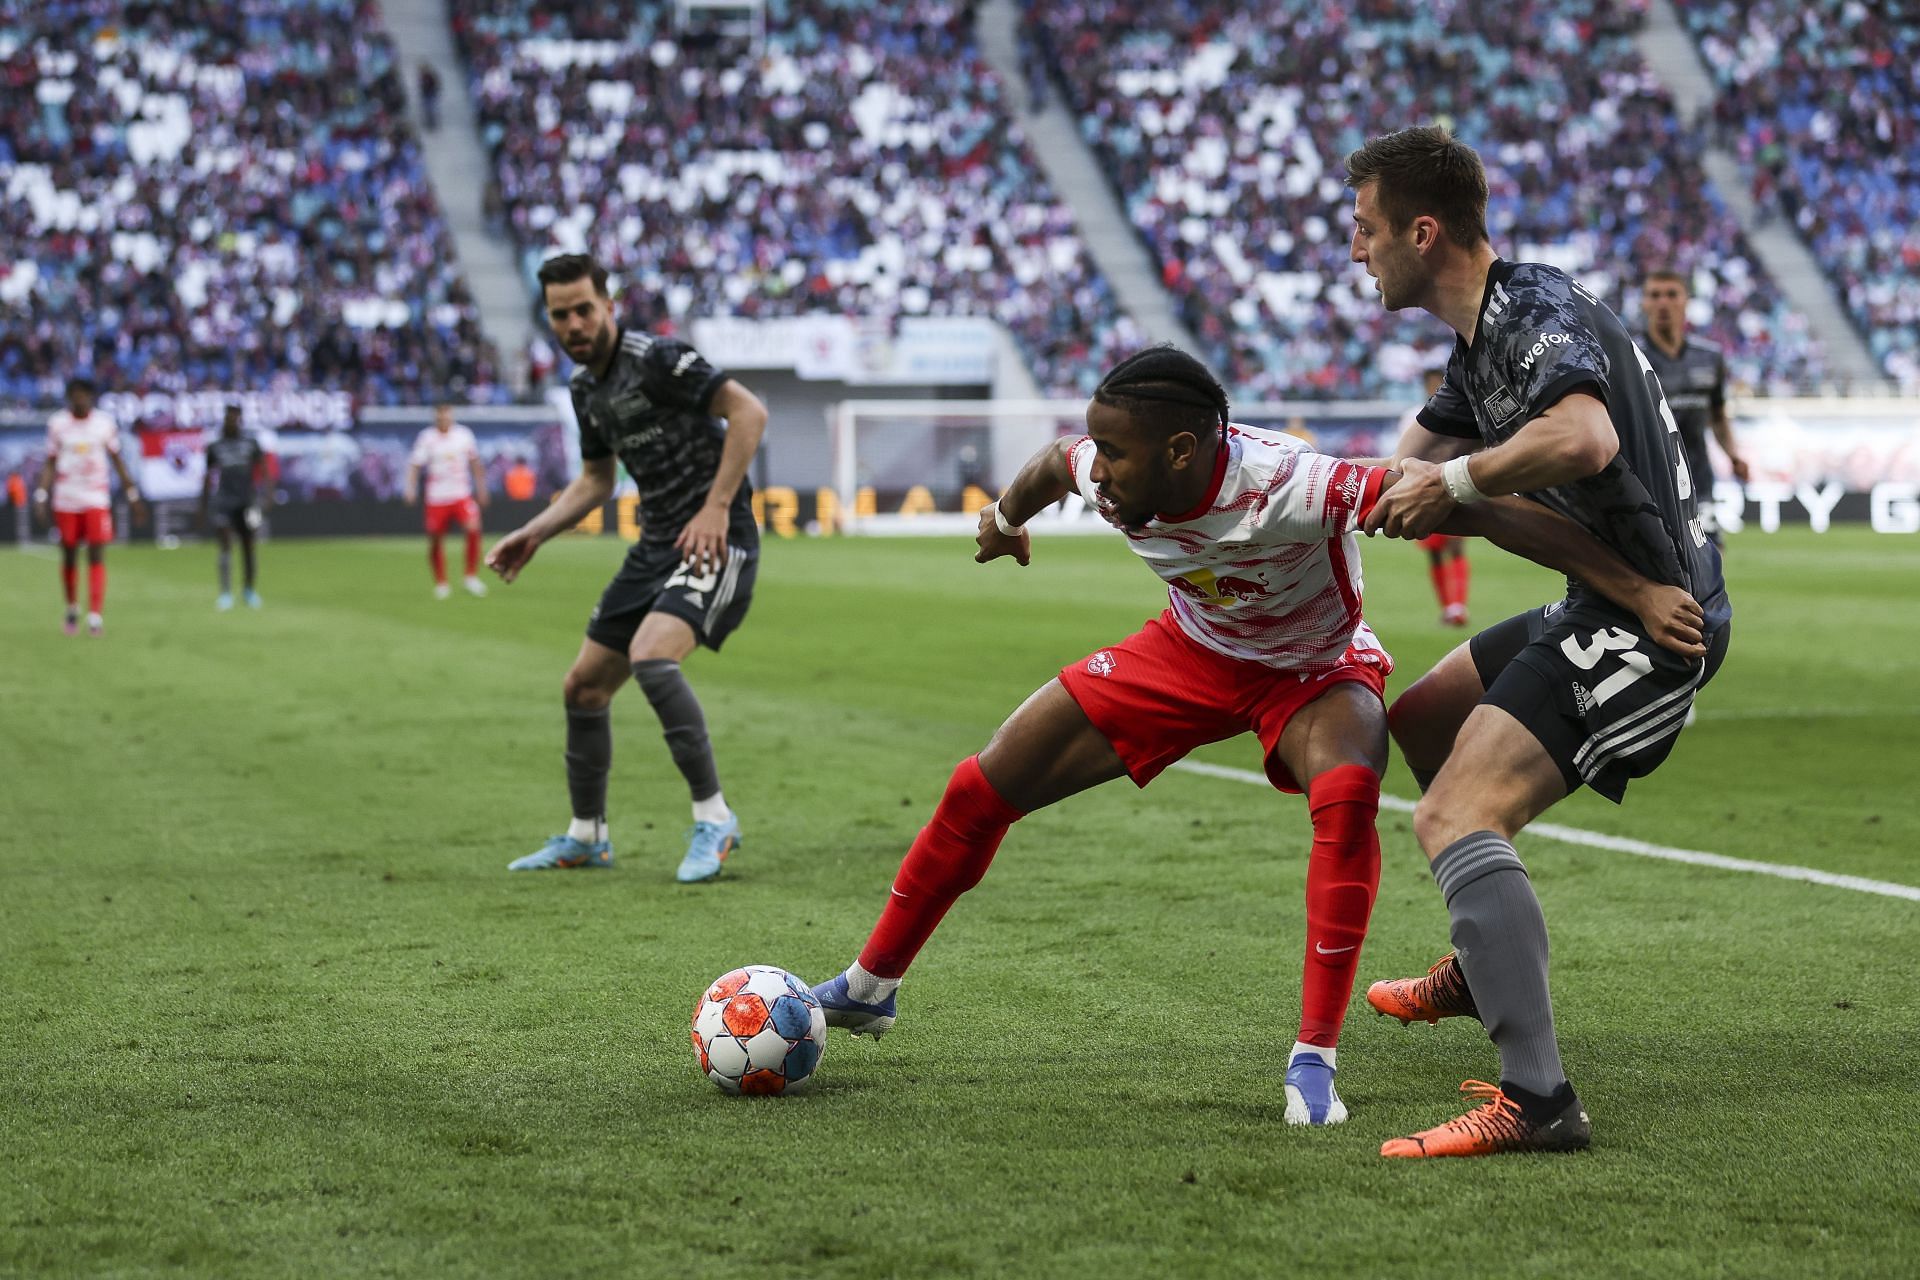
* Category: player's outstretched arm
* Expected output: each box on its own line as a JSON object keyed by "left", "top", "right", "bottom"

{"left": 1387, "top": 420, "right": 1478, "bottom": 470}
{"left": 1439, "top": 496, "right": 1707, "bottom": 658}
{"left": 1366, "top": 394, "right": 1617, "bottom": 539}
{"left": 976, "top": 437, "right": 1074, "bottom": 566}
{"left": 486, "top": 456, "right": 617, "bottom": 583}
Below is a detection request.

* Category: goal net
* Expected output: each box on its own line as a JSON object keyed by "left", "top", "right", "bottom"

{"left": 826, "top": 398, "right": 1413, "bottom": 535}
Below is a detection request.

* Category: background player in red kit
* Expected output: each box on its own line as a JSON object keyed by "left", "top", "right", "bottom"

{"left": 405, "top": 403, "right": 489, "bottom": 598}
{"left": 1405, "top": 368, "right": 1471, "bottom": 625}
{"left": 809, "top": 347, "right": 1702, "bottom": 1129}
{"left": 34, "top": 376, "right": 145, "bottom": 636}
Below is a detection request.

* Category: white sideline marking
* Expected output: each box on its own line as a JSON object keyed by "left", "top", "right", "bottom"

{"left": 1695, "top": 706, "right": 1920, "bottom": 722}
{"left": 1169, "top": 760, "right": 1920, "bottom": 902}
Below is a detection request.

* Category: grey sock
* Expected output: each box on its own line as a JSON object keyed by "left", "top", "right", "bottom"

{"left": 1431, "top": 832, "right": 1567, "bottom": 1096}
{"left": 564, "top": 705, "right": 611, "bottom": 822}
{"left": 218, "top": 548, "right": 232, "bottom": 594}
{"left": 633, "top": 659, "right": 720, "bottom": 802}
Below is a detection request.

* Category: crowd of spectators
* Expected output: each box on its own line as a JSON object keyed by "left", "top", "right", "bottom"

{"left": 1688, "top": 0, "right": 1920, "bottom": 392}
{"left": 0, "top": 0, "right": 509, "bottom": 408}
{"left": 449, "top": 0, "right": 1143, "bottom": 397}
{"left": 1028, "top": 0, "right": 1827, "bottom": 399}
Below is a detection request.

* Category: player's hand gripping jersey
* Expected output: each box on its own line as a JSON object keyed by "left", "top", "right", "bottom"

{"left": 410, "top": 425, "right": 480, "bottom": 504}
{"left": 1416, "top": 261, "right": 1734, "bottom": 801}
{"left": 1068, "top": 424, "right": 1390, "bottom": 671}
{"left": 1417, "top": 260, "right": 1730, "bottom": 632}
{"left": 45, "top": 409, "right": 121, "bottom": 512}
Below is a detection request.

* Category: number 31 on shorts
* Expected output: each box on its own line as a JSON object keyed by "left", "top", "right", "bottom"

{"left": 1559, "top": 626, "right": 1652, "bottom": 707}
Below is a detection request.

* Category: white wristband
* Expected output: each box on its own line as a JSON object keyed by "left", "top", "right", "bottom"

{"left": 1441, "top": 455, "right": 1488, "bottom": 505}
{"left": 991, "top": 501, "right": 1024, "bottom": 536}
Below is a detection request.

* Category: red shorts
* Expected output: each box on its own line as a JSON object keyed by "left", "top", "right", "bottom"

{"left": 1417, "top": 533, "right": 1462, "bottom": 553}
{"left": 1058, "top": 610, "right": 1389, "bottom": 794}
{"left": 425, "top": 498, "right": 480, "bottom": 535}
{"left": 54, "top": 507, "right": 112, "bottom": 546}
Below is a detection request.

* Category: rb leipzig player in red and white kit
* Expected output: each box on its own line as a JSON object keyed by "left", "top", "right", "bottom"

{"left": 33, "top": 376, "right": 145, "bottom": 636}
{"left": 404, "top": 403, "right": 489, "bottom": 598}
{"left": 808, "top": 347, "right": 1703, "bottom": 1128}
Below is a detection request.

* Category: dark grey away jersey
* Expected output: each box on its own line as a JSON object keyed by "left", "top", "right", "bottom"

{"left": 1418, "top": 260, "right": 1730, "bottom": 631}
{"left": 206, "top": 435, "right": 264, "bottom": 504}
{"left": 569, "top": 329, "right": 757, "bottom": 548}
{"left": 1637, "top": 331, "right": 1726, "bottom": 495}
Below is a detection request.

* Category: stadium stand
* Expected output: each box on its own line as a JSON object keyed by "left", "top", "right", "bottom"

{"left": 448, "top": 0, "right": 1144, "bottom": 396}
{"left": 1026, "top": 0, "right": 1829, "bottom": 398}
{"left": 0, "top": 0, "right": 509, "bottom": 407}
{"left": 1686, "top": 0, "right": 1920, "bottom": 392}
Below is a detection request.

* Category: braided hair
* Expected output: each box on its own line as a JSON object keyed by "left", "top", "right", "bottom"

{"left": 1092, "top": 345, "right": 1230, "bottom": 439}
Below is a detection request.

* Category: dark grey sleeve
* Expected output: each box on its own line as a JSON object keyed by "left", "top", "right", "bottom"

{"left": 1415, "top": 353, "right": 1479, "bottom": 439}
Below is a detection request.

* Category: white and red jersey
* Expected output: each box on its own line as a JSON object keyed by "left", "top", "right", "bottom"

{"left": 410, "top": 424, "right": 479, "bottom": 504}
{"left": 45, "top": 409, "right": 123, "bottom": 513}
{"left": 1068, "top": 424, "right": 1391, "bottom": 671}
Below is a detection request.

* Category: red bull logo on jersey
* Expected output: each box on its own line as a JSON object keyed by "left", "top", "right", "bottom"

{"left": 1171, "top": 566, "right": 1271, "bottom": 608}
{"left": 1211, "top": 574, "right": 1267, "bottom": 604}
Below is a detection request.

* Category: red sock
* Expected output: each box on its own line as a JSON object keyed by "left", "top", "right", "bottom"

{"left": 1447, "top": 554, "right": 1470, "bottom": 610}
{"left": 464, "top": 527, "right": 481, "bottom": 576}
{"left": 88, "top": 561, "right": 105, "bottom": 613}
{"left": 1427, "top": 558, "right": 1448, "bottom": 609}
{"left": 429, "top": 537, "right": 447, "bottom": 584}
{"left": 855, "top": 755, "right": 1025, "bottom": 978}
{"left": 1298, "top": 763, "right": 1381, "bottom": 1047}
{"left": 61, "top": 563, "right": 77, "bottom": 605}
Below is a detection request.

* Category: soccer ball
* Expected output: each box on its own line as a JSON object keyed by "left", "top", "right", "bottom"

{"left": 691, "top": 966, "right": 826, "bottom": 1095}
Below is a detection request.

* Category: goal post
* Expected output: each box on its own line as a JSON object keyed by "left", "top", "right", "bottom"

{"left": 828, "top": 399, "right": 1089, "bottom": 535}
{"left": 825, "top": 398, "right": 1415, "bottom": 535}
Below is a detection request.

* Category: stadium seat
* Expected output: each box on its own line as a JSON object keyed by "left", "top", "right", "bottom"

{"left": 0, "top": 0, "right": 509, "bottom": 406}
{"left": 1026, "top": 0, "right": 1829, "bottom": 398}
{"left": 1685, "top": 0, "right": 1920, "bottom": 392}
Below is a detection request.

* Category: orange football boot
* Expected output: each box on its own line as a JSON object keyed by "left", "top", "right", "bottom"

{"left": 1367, "top": 951, "right": 1479, "bottom": 1025}
{"left": 1380, "top": 1081, "right": 1591, "bottom": 1158}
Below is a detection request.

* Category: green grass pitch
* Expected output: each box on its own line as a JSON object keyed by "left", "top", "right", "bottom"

{"left": 3, "top": 527, "right": 1916, "bottom": 1278}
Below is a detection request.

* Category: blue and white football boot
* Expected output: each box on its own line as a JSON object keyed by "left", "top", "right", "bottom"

{"left": 1284, "top": 1049, "right": 1348, "bottom": 1126}
{"left": 676, "top": 814, "right": 741, "bottom": 883}
{"left": 508, "top": 834, "right": 613, "bottom": 871}
{"left": 810, "top": 972, "right": 897, "bottom": 1039}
